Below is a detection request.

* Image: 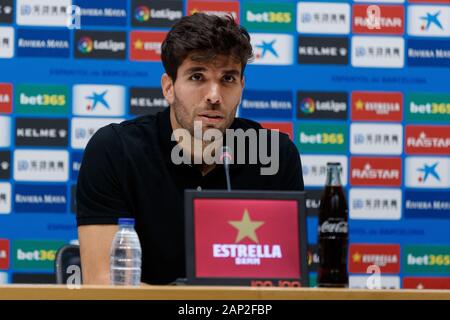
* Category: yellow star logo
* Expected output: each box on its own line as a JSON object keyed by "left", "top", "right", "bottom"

{"left": 355, "top": 99, "right": 364, "bottom": 110}
{"left": 353, "top": 252, "right": 362, "bottom": 263}
{"left": 134, "top": 39, "right": 143, "bottom": 50}
{"left": 228, "top": 210, "right": 264, "bottom": 243}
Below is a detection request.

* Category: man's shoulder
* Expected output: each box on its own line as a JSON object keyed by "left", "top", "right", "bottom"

{"left": 87, "top": 113, "right": 161, "bottom": 152}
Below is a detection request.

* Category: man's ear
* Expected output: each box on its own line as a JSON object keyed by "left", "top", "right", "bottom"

{"left": 161, "top": 73, "right": 174, "bottom": 105}
{"left": 241, "top": 75, "right": 245, "bottom": 89}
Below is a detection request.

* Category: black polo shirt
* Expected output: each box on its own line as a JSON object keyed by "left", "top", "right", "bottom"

{"left": 76, "top": 107, "right": 304, "bottom": 284}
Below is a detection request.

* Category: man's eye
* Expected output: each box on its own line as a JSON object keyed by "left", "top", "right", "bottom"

{"left": 190, "top": 74, "right": 203, "bottom": 81}
{"left": 223, "top": 75, "right": 236, "bottom": 83}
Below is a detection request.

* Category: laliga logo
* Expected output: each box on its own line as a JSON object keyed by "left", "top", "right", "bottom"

{"left": 300, "top": 97, "right": 315, "bottom": 114}
{"left": 78, "top": 37, "right": 93, "bottom": 54}
{"left": 212, "top": 210, "right": 283, "bottom": 266}
{"left": 135, "top": 6, "right": 150, "bottom": 22}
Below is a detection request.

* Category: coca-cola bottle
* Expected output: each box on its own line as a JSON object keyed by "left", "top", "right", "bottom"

{"left": 317, "top": 162, "right": 349, "bottom": 287}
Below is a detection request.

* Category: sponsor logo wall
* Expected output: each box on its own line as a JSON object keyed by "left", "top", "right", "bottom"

{"left": 0, "top": 0, "right": 449, "bottom": 287}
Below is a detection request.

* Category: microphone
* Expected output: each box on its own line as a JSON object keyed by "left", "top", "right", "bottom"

{"left": 220, "top": 146, "right": 233, "bottom": 191}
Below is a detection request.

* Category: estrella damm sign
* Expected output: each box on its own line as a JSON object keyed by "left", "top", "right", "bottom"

{"left": 15, "top": 84, "right": 68, "bottom": 115}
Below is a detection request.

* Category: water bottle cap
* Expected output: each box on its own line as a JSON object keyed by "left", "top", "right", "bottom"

{"left": 118, "top": 218, "right": 135, "bottom": 226}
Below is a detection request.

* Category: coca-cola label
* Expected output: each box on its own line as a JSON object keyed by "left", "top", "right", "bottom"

{"left": 319, "top": 220, "right": 348, "bottom": 234}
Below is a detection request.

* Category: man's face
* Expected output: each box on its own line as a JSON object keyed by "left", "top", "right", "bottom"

{"left": 162, "top": 54, "right": 244, "bottom": 137}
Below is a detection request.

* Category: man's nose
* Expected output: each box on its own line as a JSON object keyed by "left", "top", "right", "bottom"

{"left": 205, "top": 83, "right": 222, "bottom": 105}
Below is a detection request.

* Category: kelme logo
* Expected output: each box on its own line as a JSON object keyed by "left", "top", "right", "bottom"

{"left": 13, "top": 240, "right": 66, "bottom": 270}
{"left": 406, "top": 93, "right": 450, "bottom": 123}
{"left": 295, "top": 123, "right": 347, "bottom": 153}
{"left": 243, "top": 2, "right": 295, "bottom": 32}
{"left": 403, "top": 245, "right": 450, "bottom": 275}
{"left": 15, "top": 84, "right": 68, "bottom": 115}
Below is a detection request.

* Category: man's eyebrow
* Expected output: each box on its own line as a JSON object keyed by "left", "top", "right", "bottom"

{"left": 223, "top": 69, "right": 241, "bottom": 76}
{"left": 184, "top": 67, "right": 207, "bottom": 74}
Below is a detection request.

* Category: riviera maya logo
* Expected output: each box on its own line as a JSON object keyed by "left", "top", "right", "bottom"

{"left": 135, "top": 6, "right": 150, "bottom": 22}
{"left": 78, "top": 36, "right": 93, "bottom": 54}
{"left": 300, "top": 97, "right": 315, "bottom": 114}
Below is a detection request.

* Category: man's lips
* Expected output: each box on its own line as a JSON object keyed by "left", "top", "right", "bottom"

{"left": 197, "top": 112, "right": 224, "bottom": 124}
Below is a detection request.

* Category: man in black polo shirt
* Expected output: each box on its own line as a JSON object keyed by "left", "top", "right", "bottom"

{"left": 77, "top": 13, "right": 304, "bottom": 285}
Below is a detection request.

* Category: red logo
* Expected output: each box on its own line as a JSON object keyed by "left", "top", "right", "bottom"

{"left": 194, "top": 198, "right": 300, "bottom": 278}
{"left": 349, "top": 244, "right": 400, "bottom": 274}
{"left": 0, "top": 83, "right": 12, "bottom": 114}
{"left": 0, "top": 239, "right": 9, "bottom": 270}
{"left": 352, "top": 5, "right": 404, "bottom": 35}
{"left": 261, "top": 122, "right": 293, "bottom": 141}
{"left": 350, "top": 157, "right": 401, "bottom": 187}
{"left": 403, "top": 277, "right": 450, "bottom": 289}
{"left": 351, "top": 92, "right": 402, "bottom": 122}
{"left": 130, "top": 31, "right": 167, "bottom": 62}
{"left": 187, "top": 1, "right": 240, "bottom": 23}
{"left": 405, "top": 126, "right": 450, "bottom": 155}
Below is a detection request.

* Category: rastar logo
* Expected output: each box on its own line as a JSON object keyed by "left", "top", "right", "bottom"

{"left": 351, "top": 91, "right": 402, "bottom": 122}
{"left": 194, "top": 198, "right": 301, "bottom": 278}
{"left": 130, "top": 31, "right": 167, "bottom": 61}
{"left": 353, "top": 5, "right": 404, "bottom": 35}
{"left": 406, "top": 126, "right": 450, "bottom": 155}
{"left": 403, "top": 245, "right": 450, "bottom": 275}
{"left": 349, "top": 244, "right": 400, "bottom": 274}
{"left": 187, "top": 1, "right": 239, "bottom": 23}
{"left": 350, "top": 157, "right": 401, "bottom": 186}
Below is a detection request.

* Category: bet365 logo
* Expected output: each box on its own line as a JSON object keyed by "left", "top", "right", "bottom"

{"left": 13, "top": 240, "right": 66, "bottom": 270}
{"left": 295, "top": 123, "right": 347, "bottom": 153}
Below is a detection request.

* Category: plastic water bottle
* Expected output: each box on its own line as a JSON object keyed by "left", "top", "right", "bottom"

{"left": 110, "top": 218, "right": 142, "bottom": 286}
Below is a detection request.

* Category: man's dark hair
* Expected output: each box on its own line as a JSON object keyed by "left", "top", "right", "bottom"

{"left": 161, "top": 13, "right": 253, "bottom": 81}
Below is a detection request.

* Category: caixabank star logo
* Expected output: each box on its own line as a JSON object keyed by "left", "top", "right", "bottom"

{"left": 194, "top": 199, "right": 300, "bottom": 278}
